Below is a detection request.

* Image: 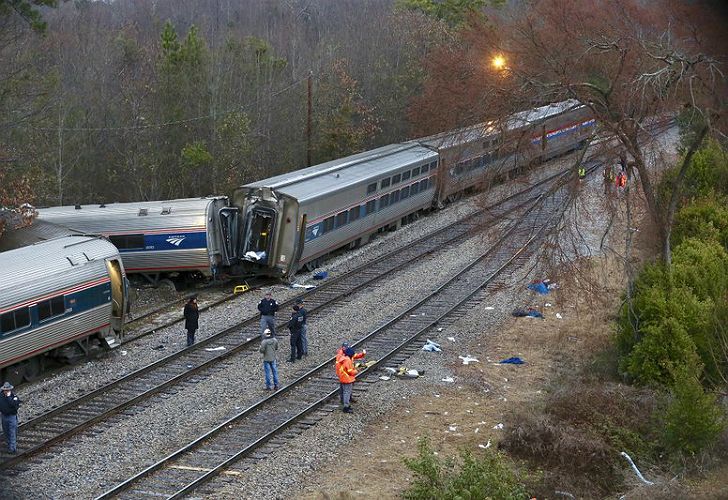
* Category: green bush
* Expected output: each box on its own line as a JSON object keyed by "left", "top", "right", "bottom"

{"left": 661, "top": 374, "right": 726, "bottom": 457}
{"left": 402, "top": 437, "right": 529, "bottom": 500}
{"left": 671, "top": 238, "right": 728, "bottom": 302}
{"left": 672, "top": 196, "right": 728, "bottom": 250}
{"left": 659, "top": 139, "right": 728, "bottom": 204}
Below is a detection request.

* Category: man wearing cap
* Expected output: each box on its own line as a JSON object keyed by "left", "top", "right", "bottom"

{"left": 336, "top": 348, "right": 358, "bottom": 413}
{"left": 295, "top": 297, "right": 308, "bottom": 356}
{"left": 0, "top": 382, "right": 20, "bottom": 454}
{"left": 183, "top": 296, "right": 199, "bottom": 347}
{"left": 257, "top": 291, "right": 279, "bottom": 338}
{"left": 287, "top": 305, "right": 305, "bottom": 362}
{"left": 259, "top": 329, "right": 279, "bottom": 391}
{"left": 335, "top": 343, "right": 365, "bottom": 405}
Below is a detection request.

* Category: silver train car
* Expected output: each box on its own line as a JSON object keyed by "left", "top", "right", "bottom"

{"left": 232, "top": 100, "right": 595, "bottom": 279}
{"left": 0, "top": 236, "right": 128, "bottom": 384}
{"left": 34, "top": 197, "right": 232, "bottom": 284}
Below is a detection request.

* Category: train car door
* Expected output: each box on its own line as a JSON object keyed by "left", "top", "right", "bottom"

{"left": 218, "top": 207, "right": 239, "bottom": 264}
{"left": 106, "top": 259, "right": 125, "bottom": 333}
{"left": 241, "top": 206, "right": 276, "bottom": 265}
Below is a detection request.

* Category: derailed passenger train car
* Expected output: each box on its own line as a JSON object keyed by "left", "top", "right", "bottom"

{"left": 232, "top": 143, "right": 438, "bottom": 277}
{"left": 231, "top": 99, "right": 595, "bottom": 279}
{"left": 34, "top": 197, "right": 232, "bottom": 284}
{"left": 0, "top": 236, "right": 128, "bottom": 384}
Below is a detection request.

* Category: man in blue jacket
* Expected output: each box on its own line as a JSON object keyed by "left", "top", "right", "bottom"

{"left": 0, "top": 381, "right": 20, "bottom": 454}
{"left": 257, "top": 291, "right": 279, "bottom": 337}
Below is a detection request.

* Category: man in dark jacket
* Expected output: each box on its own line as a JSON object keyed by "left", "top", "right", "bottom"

{"left": 0, "top": 381, "right": 20, "bottom": 454}
{"left": 295, "top": 297, "right": 308, "bottom": 356}
{"left": 287, "top": 305, "right": 305, "bottom": 362}
{"left": 183, "top": 296, "right": 199, "bottom": 347}
{"left": 257, "top": 291, "right": 279, "bottom": 337}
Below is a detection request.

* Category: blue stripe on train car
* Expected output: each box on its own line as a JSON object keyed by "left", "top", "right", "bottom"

{"left": 1, "top": 282, "right": 111, "bottom": 341}
{"left": 305, "top": 223, "right": 324, "bottom": 243}
{"left": 120, "top": 231, "right": 208, "bottom": 253}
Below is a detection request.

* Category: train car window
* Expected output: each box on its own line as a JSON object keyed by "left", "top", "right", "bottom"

{"left": 323, "top": 216, "right": 335, "bottom": 233}
{"left": 349, "top": 206, "right": 360, "bottom": 222}
{"left": 365, "top": 200, "right": 376, "bottom": 215}
{"left": 109, "top": 234, "right": 145, "bottom": 250}
{"left": 367, "top": 183, "right": 377, "bottom": 194}
{"left": 412, "top": 167, "right": 420, "bottom": 177}
{"left": 138, "top": 208, "right": 148, "bottom": 216}
{"left": 380, "top": 178, "right": 391, "bottom": 189}
{"left": 391, "top": 190, "right": 401, "bottom": 203}
{"left": 428, "top": 177, "right": 434, "bottom": 189}
{"left": 38, "top": 296, "right": 66, "bottom": 322}
{"left": 401, "top": 186, "right": 410, "bottom": 199}
{"left": 335, "top": 211, "right": 348, "bottom": 228}
{"left": 411, "top": 183, "right": 420, "bottom": 195}
{"left": 430, "top": 161, "right": 437, "bottom": 170}
{"left": 161, "top": 207, "right": 172, "bottom": 215}
{"left": 420, "top": 179, "right": 429, "bottom": 191}
{"left": 379, "top": 193, "right": 390, "bottom": 209}
{"left": 0, "top": 307, "right": 31, "bottom": 335}
{"left": 421, "top": 164, "right": 429, "bottom": 174}
{"left": 402, "top": 171, "right": 411, "bottom": 181}
{"left": 392, "top": 174, "right": 401, "bottom": 185}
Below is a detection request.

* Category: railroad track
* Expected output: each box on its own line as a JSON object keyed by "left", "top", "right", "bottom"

{"left": 95, "top": 168, "right": 572, "bottom": 499}
{"left": 0, "top": 162, "right": 575, "bottom": 471}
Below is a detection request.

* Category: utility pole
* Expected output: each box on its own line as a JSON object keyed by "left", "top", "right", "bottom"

{"left": 307, "top": 71, "right": 313, "bottom": 167}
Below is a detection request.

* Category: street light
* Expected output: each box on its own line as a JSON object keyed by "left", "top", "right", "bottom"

{"left": 492, "top": 54, "right": 507, "bottom": 70}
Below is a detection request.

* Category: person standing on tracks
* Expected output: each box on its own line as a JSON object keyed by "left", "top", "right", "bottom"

{"left": 259, "top": 329, "right": 279, "bottom": 391}
{"left": 287, "top": 305, "right": 305, "bottom": 362}
{"left": 257, "top": 291, "right": 279, "bottom": 338}
{"left": 183, "top": 296, "right": 199, "bottom": 347}
{"left": 0, "top": 382, "right": 20, "bottom": 454}
{"left": 603, "top": 165, "right": 614, "bottom": 194}
{"left": 578, "top": 165, "right": 586, "bottom": 180}
{"left": 295, "top": 297, "right": 308, "bottom": 356}
{"left": 336, "top": 342, "right": 365, "bottom": 405}
{"left": 337, "top": 347, "right": 358, "bottom": 413}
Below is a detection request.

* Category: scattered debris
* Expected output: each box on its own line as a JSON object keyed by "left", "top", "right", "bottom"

{"left": 152, "top": 345, "right": 165, "bottom": 350}
{"left": 396, "top": 367, "right": 424, "bottom": 378}
{"left": 313, "top": 271, "right": 328, "bottom": 280}
{"left": 448, "top": 425, "right": 457, "bottom": 432}
{"left": 290, "top": 283, "right": 316, "bottom": 289}
{"left": 484, "top": 306, "right": 495, "bottom": 310}
{"left": 205, "top": 346, "right": 226, "bottom": 352}
{"left": 478, "top": 440, "right": 492, "bottom": 449}
{"left": 379, "top": 376, "right": 391, "bottom": 381}
{"left": 441, "top": 377, "right": 455, "bottom": 383}
{"left": 528, "top": 280, "right": 550, "bottom": 294}
{"left": 422, "top": 339, "right": 442, "bottom": 352}
{"left": 556, "top": 313, "right": 563, "bottom": 319}
{"left": 459, "top": 355, "right": 479, "bottom": 365}
{"left": 545, "top": 302, "right": 552, "bottom": 307}
{"left": 499, "top": 357, "right": 525, "bottom": 365}
{"left": 383, "top": 367, "right": 397, "bottom": 374}
{"left": 493, "top": 423, "right": 504, "bottom": 430}
{"left": 120, "top": 350, "right": 127, "bottom": 356}
{"left": 512, "top": 308, "right": 543, "bottom": 318}
{"left": 447, "top": 336, "right": 456, "bottom": 342}
{"left": 437, "top": 327, "right": 444, "bottom": 332}
{"left": 620, "top": 451, "right": 655, "bottom": 485}
{"left": 244, "top": 250, "right": 266, "bottom": 261}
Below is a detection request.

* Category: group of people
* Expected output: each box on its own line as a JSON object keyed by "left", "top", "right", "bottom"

{"left": 183, "top": 289, "right": 366, "bottom": 413}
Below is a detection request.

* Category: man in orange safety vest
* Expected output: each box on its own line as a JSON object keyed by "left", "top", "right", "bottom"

{"left": 336, "top": 347, "right": 359, "bottom": 413}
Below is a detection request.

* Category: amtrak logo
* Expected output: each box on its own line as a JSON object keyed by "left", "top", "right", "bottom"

{"left": 166, "top": 235, "right": 186, "bottom": 246}
{"left": 311, "top": 226, "right": 320, "bottom": 237}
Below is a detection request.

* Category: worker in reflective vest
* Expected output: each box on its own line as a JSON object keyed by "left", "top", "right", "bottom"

{"left": 336, "top": 347, "right": 358, "bottom": 414}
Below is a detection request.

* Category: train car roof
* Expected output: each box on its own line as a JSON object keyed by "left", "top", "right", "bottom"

{"left": 417, "top": 99, "right": 583, "bottom": 149}
{"left": 0, "top": 235, "right": 119, "bottom": 294}
{"left": 242, "top": 143, "right": 438, "bottom": 203}
{"left": 0, "top": 220, "right": 83, "bottom": 253}
{"left": 35, "top": 197, "right": 226, "bottom": 234}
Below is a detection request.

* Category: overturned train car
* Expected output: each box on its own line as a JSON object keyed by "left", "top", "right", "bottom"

{"left": 230, "top": 99, "right": 595, "bottom": 279}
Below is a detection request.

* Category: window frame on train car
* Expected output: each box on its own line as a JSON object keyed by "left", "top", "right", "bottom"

{"left": 401, "top": 170, "right": 411, "bottom": 181}
{"left": 349, "top": 206, "right": 360, "bottom": 222}
{"left": 0, "top": 307, "right": 31, "bottom": 335}
{"left": 380, "top": 177, "right": 391, "bottom": 189}
{"left": 367, "top": 182, "right": 377, "bottom": 194}
{"left": 391, "top": 190, "right": 401, "bottom": 204}
{"left": 401, "top": 185, "right": 410, "bottom": 199}
{"left": 379, "top": 193, "right": 390, "bottom": 209}
{"left": 335, "top": 211, "right": 348, "bottom": 228}
{"left": 420, "top": 179, "right": 429, "bottom": 191}
{"left": 365, "top": 199, "right": 376, "bottom": 215}
{"left": 109, "top": 234, "right": 145, "bottom": 250}
{"left": 38, "top": 295, "right": 66, "bottom": 323}
{"left": 412, "top": 167, "right": 420, "bottom": 177}
{"left": 411, "top": 182, "right": 420, "bottom": 195}
{"left": 421, "top": 164, "right": 429, "bottom": 174}
{"left": 323, "top": 216, "right": 335, "bottom": 234}
{"left": 429, "top": 161, "right": 437, "bottom": 171}
{"left": 392, "top": 173, "right": 401, "bottom": 185}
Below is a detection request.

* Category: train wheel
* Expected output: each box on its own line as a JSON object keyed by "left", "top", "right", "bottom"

{"left": 23, "top": 357, "right": 42, "bottom": 382}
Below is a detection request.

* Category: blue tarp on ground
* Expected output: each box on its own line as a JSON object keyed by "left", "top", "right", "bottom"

{"left": 527, "top": 281, "right": 550, "bottom": 295}
{"left": 313, "top": 271, "right": 328, "bottom": 280}
{"left": 499, "top": 357, "right": 525, "bottom": 365}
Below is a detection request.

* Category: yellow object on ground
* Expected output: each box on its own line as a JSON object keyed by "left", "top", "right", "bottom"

{"left": 233, "top": 283, "right": 251, "bottom": 294}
